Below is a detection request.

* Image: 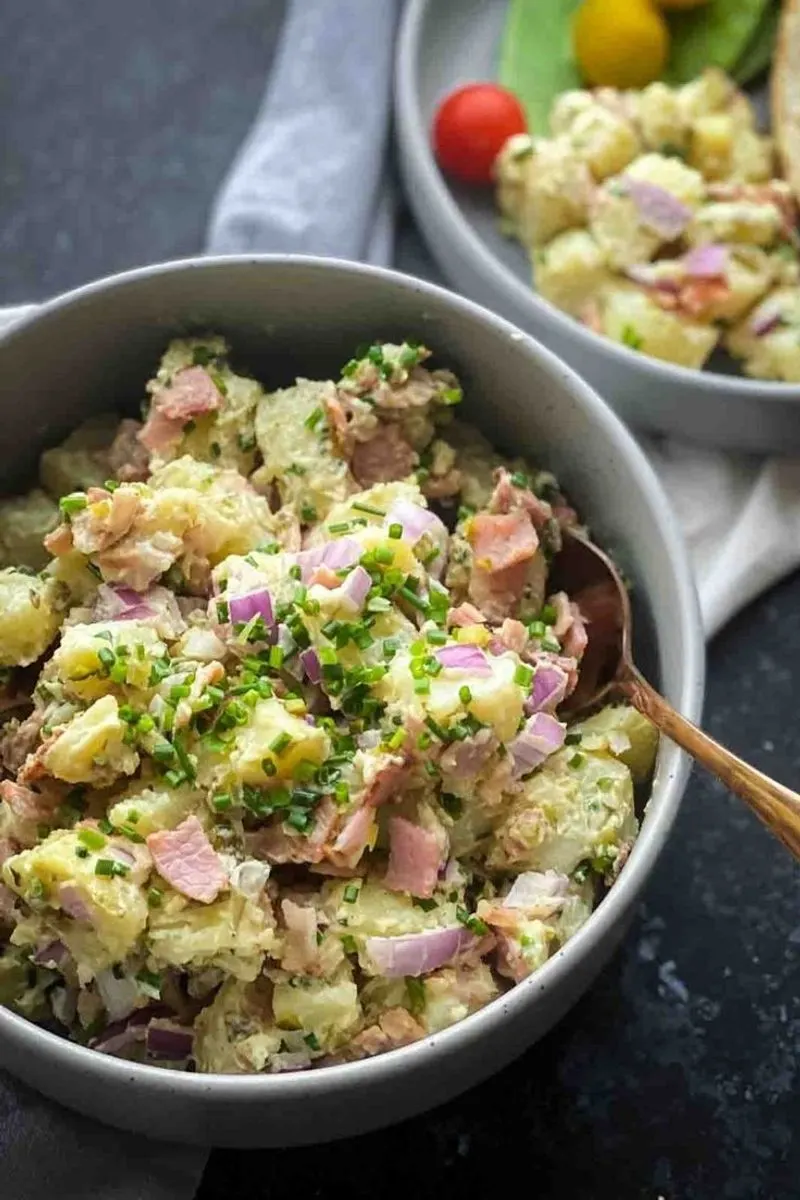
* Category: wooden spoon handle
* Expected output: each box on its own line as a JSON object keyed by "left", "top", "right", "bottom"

{"left": 619, "top": 668, "right": 800, "bottom": 860}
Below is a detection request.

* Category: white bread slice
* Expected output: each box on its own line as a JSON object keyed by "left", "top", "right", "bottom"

{"left": 772, "top": 0, "right": 800, "bottom": 203}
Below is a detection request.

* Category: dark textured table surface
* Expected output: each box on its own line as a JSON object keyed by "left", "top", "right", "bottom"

{"left": 1, "top": 2, "right": 799, "bottom": 1197}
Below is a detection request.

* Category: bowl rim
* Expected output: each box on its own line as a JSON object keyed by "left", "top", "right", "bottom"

{"left": 0, "top": 252, "right": 704, "bottom": 1102}
{"left": 395, "top": 0, "right": 800, "bottom": 405}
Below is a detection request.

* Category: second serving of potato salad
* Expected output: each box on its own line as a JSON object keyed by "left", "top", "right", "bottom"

{"left": 496, "top": 68, "right": 800, "bottom": 380}
{"left": 0, "top": 337, "right": 656, "bottom": 1073}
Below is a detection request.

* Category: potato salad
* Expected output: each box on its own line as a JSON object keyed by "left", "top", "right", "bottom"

{"left": 496, "top": 68, "right": 800, "bottom": 380}
{"left": 0, "top": 337, "right": 657, "bottom": 1073}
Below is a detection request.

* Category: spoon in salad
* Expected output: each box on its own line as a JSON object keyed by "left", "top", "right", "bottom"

{"left": 552, "top": 529, "right": 800, "bottom": 860}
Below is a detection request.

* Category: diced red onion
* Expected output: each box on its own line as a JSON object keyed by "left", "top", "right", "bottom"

{"left": 93, "top": 1021, "right": 148, "bottom": 1057}
{"left": 109, "top": 843, "right": 136, "bottom": 867}
{"left": 624, "top": 264, "right": 680, "bottom": 293}
{"left": 322, "top": 536, "right": 362, "bottom": 571}
{"left": 385, "top": 500, "right": 448, "bottom": 575}
{"left": 276, "top": 623, "right": 296, "bottom": 657}
{"left": 365, "top": 926, "right": 476, "bottom": 977}
{"left": 95, "top": 968, "right": 139, "bottom": 1022}
{"left": 503, "top": 870, "right": 570, "bottom": 909}
{"left": 94, "top": 584, "right": 155, "bottom": 623}
{"left": 299, "top": 647, "right": 321, "bottom": 684}
{"left": 509, "top": 712, "right": 566, "bottom": 778}
{"left": 525, "top": 664, "right": 569, "bottom": 715}
{"left": 229, "top": 859, "right": 271, "bottom": 898}
{"left": 294, "top": 546, "right": 324, "bottom": 582}
{"left": 683, "top": 243, "right": 728, "bottom": 279}
{"left": 440, "top": 729, "right": 497, "bottom": 779}
{"left": 57, "top": 883, "right": 93, "bottom": 924}
{"left": 435, "top": 644, "right": 491, "bottom": 674}
{"left": 624, "top": 178, "right": 692, "bottom": 239}
{"left": 296, "top": 537, "right": 361, "bottom": 583}
{"left": 750, "top": 300, "right": 784, "bottom": 337}
{"left": 33, "top": 939, "right": 69, "bottom": 967}
{"left": 228, "top": 588, "right": 274, "bottom": 628}
{"left": 357, "top": 729, "right": 383, "bottom": 750}
{"left": 340, "top": 565, "right": 372, "bottom": 610}
{"left": 145, "top": 1021, "right": 194, "bottom": 1062}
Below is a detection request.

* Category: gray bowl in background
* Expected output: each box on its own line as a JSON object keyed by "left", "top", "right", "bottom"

{"left": 396, "top": 0, "right": 800, "bottom": 453}
{"left": 0, "top": 256, "right": 704, "bottom": 1146}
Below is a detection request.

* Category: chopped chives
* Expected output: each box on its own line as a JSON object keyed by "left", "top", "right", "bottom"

{"left": 59, "top": 493, "right": 88, "bottom": 516}
{"left": 328, "top": 521, "right": 351, "bottom": 533}
{"left": 304, "top": 1032, "right": 321, "bottom": 1051}
{"left": 564, "top": 732, "right": 582, "bottom": 745}
{"left": 398, "top": 586, "right": 428, "bottom": 613}
{"left": 97, "top": 646, "right": 116, "bottom": 671}
{"left": 147, "top": 887, "right": 163, "bottom": 908}
{"left": 351, "top": 501, "right": 385, "bottom": 517}
{"left": 269, "top": 731, "right": 292, "bottom": 755}
{"left": 568, "top": 753, "right": 585, "bottom": 769}
{"left": 425, "top": 629, "right": 447, "bottom": 645}
{"left": 304, "top": 406, "right": 324, "bottom": 431}
{"left": 261, "top": 758, "right": 277, "bottom": 777}
{"left": 212, "top": 792, "right": 233, "bottom": 812}
{"left": 540, "top": 603, "right": 557, "bottom": 625}
{"left": 343, "top": 883, "right": 360, "bottom": 903}
{"left": 459, "top": 685, "right": 472, "bottom": 705}
{"left": 95, "top": 858, "right": 129, "bottom": 877}
{"left": 413, "top": 677, "right": 430, "bottom": 694}
{"left": 77, "top": 827, "right": 106, "bottom": 851}
{"left": 596, "top": 777, "right": 613, "bottom": 792}
{"left": 514, "top": 664, "right": 534, "bottom": 688}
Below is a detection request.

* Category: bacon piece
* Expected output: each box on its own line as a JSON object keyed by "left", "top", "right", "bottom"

{"left": 497, "top": 618, "right": 528, "bottom": 655}
{"left": 70, "top": 487, "right": 140, "bottom": 555}
{"left": 0, "top": 780, "right": 61, "bottom": 848}
{"left": 384, "top": 817, "right": 443, "bottom": 899}
{"left": 468, "top": 511, "right": 538, "bottom": 573}
{"left": 350, "top": 425, "right": 417, "bottom": 488}
{"left": 43, "top": 523, "right": 73, "bottom": 556}
{"left": 146, "top": 815, "right": 227, "bottom": 904}
{"left": 363, "top": 755, "right": 410, "bottom": 808}
{"left": 280, "top": 899, "right": 319, "bottom": 974}
{"left": 96, "top": 529, "right": 183, "bottom": 591}
{"left": 0, "top": 709, "right": 46, "bottom": 774}
{"left": 337, "top": 1007, "right": 426, "bottom": 1062}
{"left": 468, "top": 559, "right": 530, "bottom": 625}
{"left": 139, "top": 367, "right": 222, "bottom": 453}
{"left": 329, "top": 805, "right": 375, "bottom": 869}
{"left": 446, "top": 602, "right": 486, "bottom": 628}
{"left": 309, "top": 565, "right": 341, "bottom": 589}
{"left": 107, "top": 419, "right": 150, "bottom": 483}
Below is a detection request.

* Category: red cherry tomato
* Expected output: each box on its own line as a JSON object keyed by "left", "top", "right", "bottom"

{"left": 432, "top": 83, "right": 527, "bottom": 185}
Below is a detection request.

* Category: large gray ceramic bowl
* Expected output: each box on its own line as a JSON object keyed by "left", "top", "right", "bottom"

{"left": 396, "top": 0, "right": 800, "bottom": 453}
{"left": 0, "top": 256, "right": 704, "bottom": 1147}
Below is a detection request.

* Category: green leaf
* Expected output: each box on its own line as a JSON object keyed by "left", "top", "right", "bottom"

{"left": 733, "top": 1, "right": 779, "bottom": 85}
{"left": 498, "top": 0, "right": 583, "bottom": 135}
{"left": 666, "top": 0, "right": 771, "bottom": 84}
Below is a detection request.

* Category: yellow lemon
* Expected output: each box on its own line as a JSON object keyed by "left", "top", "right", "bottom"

{"left": 573, "top": 0, "right": 669, "bottom": 89}
{"left": 657, "top": 0, "right": 710, "bottom": 8}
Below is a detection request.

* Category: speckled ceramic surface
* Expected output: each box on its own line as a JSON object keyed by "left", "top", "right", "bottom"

{"left": 395, "top": 0, "right": 800, "bottom": 453}
{"left": 0, "top": 256, "right": 703, "bottom": 1147}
